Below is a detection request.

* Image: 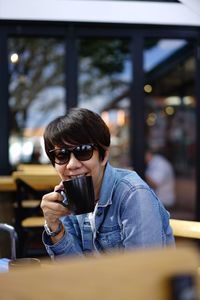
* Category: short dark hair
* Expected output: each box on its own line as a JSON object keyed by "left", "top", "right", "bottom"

{"left": 43, "top": 108, "right": 110, "bottom": 165}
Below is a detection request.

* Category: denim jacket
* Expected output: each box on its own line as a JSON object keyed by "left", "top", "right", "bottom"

{"left": 43, "top": 163, "right": 175, "bottom": 258}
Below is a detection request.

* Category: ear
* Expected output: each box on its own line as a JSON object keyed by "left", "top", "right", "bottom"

{"left": 101, "top": 149, "right": 110, "bottom": 166}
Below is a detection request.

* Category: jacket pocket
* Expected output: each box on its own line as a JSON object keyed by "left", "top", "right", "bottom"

{"left": 96, "top": 225, "right": 122, "bottom": 250}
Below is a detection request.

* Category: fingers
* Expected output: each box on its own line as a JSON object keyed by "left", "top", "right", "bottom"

{"left": 41, "top": 191, "right": 63, "bottom": 209}
{"left": 40, "top": 191, "right": 70, "bottom": 225}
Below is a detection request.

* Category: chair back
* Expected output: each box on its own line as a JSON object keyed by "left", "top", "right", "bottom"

{"left": 170, "top": 219, "right": 200, "bottom": 239}
{"left": 0, "top": 223, "right": 17, "bottom": 260}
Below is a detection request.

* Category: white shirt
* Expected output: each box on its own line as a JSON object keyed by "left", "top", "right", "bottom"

{"left": 145, "top": 154, "right": 175, "bottom": 207}
{"left": 88, "top": 203, "right": 100, "bottom": 254}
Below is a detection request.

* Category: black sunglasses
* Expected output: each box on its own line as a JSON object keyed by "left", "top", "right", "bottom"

{"left": 49, "top": 144, "right": 96, "bottom": 165}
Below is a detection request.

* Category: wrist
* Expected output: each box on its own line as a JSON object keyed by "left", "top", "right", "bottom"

{"left": 51, "top": 224, "right": 65, "bottom": 243}
{"left": 44, "top": 220, "right": 63, "bottom": 237}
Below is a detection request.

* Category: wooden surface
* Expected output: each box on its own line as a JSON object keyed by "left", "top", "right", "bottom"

{"left": 0, "top": 247, "right": 199, "bottom": 300}
{"left": 22, "top": 216, "right": 44, "bottom": 227}
{"left": 17, "top": 164, "right": 55, "bottom": 172}
{"left": 170, "top": 219, "right": 200, "bottom": 239}
{"left": 12, "top": 171, "right": 60, "bottom": 190}
{"left": 0, "top": 171, "right": 60, "bottom": 192}
{"left": 0, "top": 176, "right": 16, "bottom": 192}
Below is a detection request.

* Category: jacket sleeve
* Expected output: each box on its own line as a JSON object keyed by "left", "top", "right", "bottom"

{"left": 119, "top": 182, "right": 174, "bottom": 249}
{"left": 42, "top": 216, "right": 84, "bottom": 258}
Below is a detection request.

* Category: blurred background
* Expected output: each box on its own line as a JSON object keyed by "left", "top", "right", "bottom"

{"left": 0, "top": 0, "right": 200, "bottom": 221}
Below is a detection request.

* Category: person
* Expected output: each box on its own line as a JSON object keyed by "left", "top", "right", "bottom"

{"left": 145, "top": 149, "right": 175, "bottom": 208}
{"left": 41, "top": 108, "right": 175, "bottom": 258}
{"left": 29, "top": 143, "right": 42, "bottom": 164}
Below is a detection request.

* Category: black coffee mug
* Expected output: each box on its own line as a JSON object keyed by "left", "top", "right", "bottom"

{"left": 62, "top": 175, "right": 95, "bottom": 215}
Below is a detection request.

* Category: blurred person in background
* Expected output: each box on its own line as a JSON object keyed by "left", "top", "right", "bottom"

{"left": 29, "top": 143, "right": 42, "bottom": 164}
{"left": 145, "top": 148, "right": 175, "bottom": 209}
{"left": 40, "top": 108, "right": 175, "bottom": 259}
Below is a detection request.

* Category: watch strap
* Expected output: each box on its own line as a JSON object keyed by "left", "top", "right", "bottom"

{"left": 44, "top": 220, "right": 63, "bottom": 237}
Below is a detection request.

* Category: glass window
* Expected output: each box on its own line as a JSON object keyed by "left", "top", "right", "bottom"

{"left": 78, "top": 38, "right": 132, "bottom": 167}
{"left": 8, "top": 37, "right": 65, "bottom": 167}
{"left": 144, "top": 38, "right": 196, "bottom": 220}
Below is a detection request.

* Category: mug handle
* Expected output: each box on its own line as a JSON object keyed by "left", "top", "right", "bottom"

{"left": 54, "top": 189, "right": 68, "bottom": 208}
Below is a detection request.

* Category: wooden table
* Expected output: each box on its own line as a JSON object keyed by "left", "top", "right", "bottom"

{"left": 0, "top": 176, "right": 16, "bottom": 192}
{"left": 0, "top": 246, "right": 199, "bottom": 299}
{"left": 17, "top": 164, "right": 55, "bottom": 172}
{"left": 0, "top": 172, "right": 60, "bottom": 192}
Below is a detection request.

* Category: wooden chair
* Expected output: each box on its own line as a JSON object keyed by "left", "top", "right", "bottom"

{"left": 11, "top": 170, "right": 60, "bottom": 257}
{"left": 13, "top": 177, "right": 48, "bottom": 258}
{"left": 0, "top": 223, "right": 17, "bottom": 260}
{"left": 170, "top": 219, "right": 200, "bottom": 239}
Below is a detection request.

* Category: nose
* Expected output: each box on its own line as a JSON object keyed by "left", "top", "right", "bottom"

{"left": 66, "top": 153, "right": 82, "bottom": 169}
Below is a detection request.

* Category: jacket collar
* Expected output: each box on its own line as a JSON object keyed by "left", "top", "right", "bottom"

{"left": 98, "top": 162, "right": 116, "bottom": 207}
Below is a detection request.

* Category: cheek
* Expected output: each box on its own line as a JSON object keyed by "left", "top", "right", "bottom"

{"left": 54, "top": 164, "right": 59, "bottom": 172}
{"left": 87, "top": 157, "right": 101, "bottom": 174}
{"left": 89, "top": 160, "right": 104, "bottom": 182}
{"left": 55, "top": 165, "right": 64, "bottom": 176}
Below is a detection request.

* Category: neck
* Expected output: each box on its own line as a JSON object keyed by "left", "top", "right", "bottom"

{"left": 94, "top": 165, "right": 106, "bottom": 201}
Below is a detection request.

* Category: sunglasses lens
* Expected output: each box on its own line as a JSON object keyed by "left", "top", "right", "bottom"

{"left": 49, "top": 144, "right": 95, "bottom": 165}
{"left": 74, "top": 145, "right": 94, "bottom": 161}
{"left": 53, "top": 149, "right": 70, "bottom": 165}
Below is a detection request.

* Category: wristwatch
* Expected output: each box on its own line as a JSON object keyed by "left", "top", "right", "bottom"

{"left": 44, "top": 220, "right": 63, "bottom": 237}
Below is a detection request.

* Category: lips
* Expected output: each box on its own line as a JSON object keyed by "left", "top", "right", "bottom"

{"left": 67, "top": 173, "right": 89, "bottom": 180}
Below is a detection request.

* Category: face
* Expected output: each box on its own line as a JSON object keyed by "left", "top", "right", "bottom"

{"left": 54, "top": 144, "right": 109, "bottom": 200}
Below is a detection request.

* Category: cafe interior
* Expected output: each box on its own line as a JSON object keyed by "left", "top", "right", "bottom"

{"left": 0, "top": 0, "right": 200, "bottom": 298}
